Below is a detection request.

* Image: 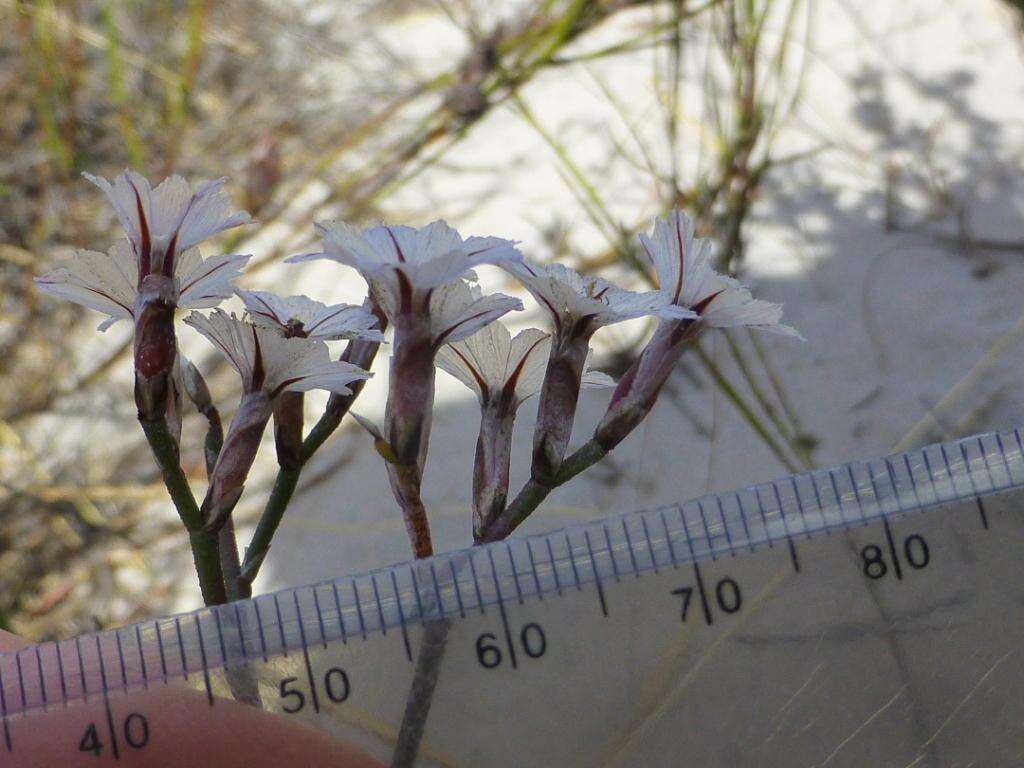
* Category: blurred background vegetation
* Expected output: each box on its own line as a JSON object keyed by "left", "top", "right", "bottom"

{"left": 1, "top": 0, "right": 1022, "bottom": 641}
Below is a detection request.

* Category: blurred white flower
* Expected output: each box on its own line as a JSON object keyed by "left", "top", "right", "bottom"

{"left": 35, "top": 240, "right": 249, "bottom": 331}
{"left": 291, "top": 219, "right": 522, "bottom": 318}
{"left": 638, "top": 209, "right": 801, "bottom": 336}
{"left": 184, "top": 309, "right": 371, "bottom": 398}
{"left": 502, "top": 260, "right": 693, "bottom": 338}
{"left": 436, "top": 322, "right": 613, "bottom": 412}
{"left": 84, "top": 169, "right": 252, "bottom": 277}
{"left": 236, "top": 289, "right": 385, "bottom": 342}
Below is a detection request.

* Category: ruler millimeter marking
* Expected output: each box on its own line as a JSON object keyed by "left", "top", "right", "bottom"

{"left": 0, "top": 426, "right": 1020, "bottom": 725}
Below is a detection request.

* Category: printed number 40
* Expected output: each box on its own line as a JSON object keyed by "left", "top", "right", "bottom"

{"left": 79, "top": 714, "right": 149, "bottom": 757}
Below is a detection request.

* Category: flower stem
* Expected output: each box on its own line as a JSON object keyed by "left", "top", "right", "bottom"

{"left": 218, "top": 517, "right": 243, "bottom": 601}
{"left": 387, "top": 462, "right": 433, "bottom": 559}
{"left": 186, "top": 528, "right": 227, "bottom": 606}
{"left": 237, "top": 467, "right": 300, "bottom": 595}
{"left": 182, "top": 357, "right": 243, "bottom": 599}
{"left": 479, "top": 445, "right": 605, "bottom": 543}
{"left": 182, "top": 356, "right": 224, "bottom": 477}
{"left": 140, "top": 415, "right": 227, "bottom": 605}
{"left": 237, "top": 328, "right": 384, "bottom": 594}
{"left": 390, "top": 618, "right": 450, "bottom": 768}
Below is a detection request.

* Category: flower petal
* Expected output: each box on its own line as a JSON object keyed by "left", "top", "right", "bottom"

{"left": 307, "top": 220, "right": 401, "bottom": 272}
{"left": 637, "top": 210, "right": 801, "bottom": 338}
{"left": 581, "top": 349, "right": 616, "bottom": 390}
{"left": 436, "top": 320, "right": 515, "bottom": 401}
{"left": 172, "top": 177, "right": 253, "bottom": 254}
{"left": 430, "top": 281, "right": 522, "bottom": 346}
{"left": 83, "top": 170, "right": 152, "bottom": 252}
{"left": 404, "top": 220, "right": 464, "bottom": 265}
{"left": 34, "top": 241, "right": 137, "bottom": 329}
{"left": 404, "top": 245, "right": 518, "bottom": 292}
{"left": 237, "top": 289, "right": 385, "bottom": 341}
{"left": 184, "top": 309, "right": 257, "bottom": 387}
{"left": 589, "top": 283, "right": 675, "bottom": 325}
{"left": 700, "top": 287, "right": 804, "bottom": 338}
{"left": 435, "top": 344, "right": 489, "bottom": 401}
{"left": 305, "top": 219, "right": 522, "bottom": 296}
{"left": 186, "top": 309, "right": 373, "bottom": 395}
{"left": 507, "top": 328, "right": 552, "bottom": 404}
{"left": 236, "top": 288, "right": 291, "bottom": 328}
{"left": 502, "top": 259, "right": 672, "bottom": 330}
{"left": 259, "top": 331, "right": 372, "bottom": 396}
{"left": 500, "top": 260, "right": 578, "bottom": 328}
{"left": 582, "top": 369, "right": 616, "bottom": 389}
{"left": 302, "top": 301, "right": 385, "bottom": 341}
{"left": 85, "top": 171, "right": 251, "bottom": 268}
{"left": 177, "top": 249, "right": 251, "bottom": 309}
{"left": 149, "top": 175, "right": 194, "bottom": 240}
{"left": 639, "top": 209, "right": 721, "bottom": 308}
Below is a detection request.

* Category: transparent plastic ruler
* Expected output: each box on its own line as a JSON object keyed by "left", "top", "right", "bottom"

{"left": 2, "top": 427, "right": 1024, "bottom": 766}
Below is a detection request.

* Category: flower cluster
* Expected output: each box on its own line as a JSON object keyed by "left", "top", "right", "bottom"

{"left": 35, "top": 169, "right": 798, "bottom": 603}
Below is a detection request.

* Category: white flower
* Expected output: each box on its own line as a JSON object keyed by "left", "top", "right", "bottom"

{"left": 290, "top": 219, "right": 523, "bottom": 317}
{"left": 184, "top": 309, "right": 371, "bottom": 398}
{"left": 638, "top": 209, "right": 801, "bottom": 337}
{"left": 502, "top": 260, "right": 693, "bottom": 337}
{"left": 35, "top": 240, "right": 250, "bottom": 331}
{"left": 428, "top": 280, "right": 523, "bottom": 348}
{"left": 498, "top": 261, "right": 672, "bottom": 483}
{"left": 236, "top": 289, "right": 385, "bottom": 342}
{"left": 84, "top": 170, "right": 252, "bottom": 276}
{"left": 436, "top": 322, "right": 614, "bottom": 410}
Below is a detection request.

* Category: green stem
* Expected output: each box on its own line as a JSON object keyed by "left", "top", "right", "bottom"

{"left": 140, "top": 417, "right": 226, "bottom": 605}
{"left": 219, "top": 516, "right": 243, "bottom": 602}
{"left": 139, "top": 417, "right": 202, "bottom": 528}
{"left": 512, "top": 93, "right": 619, "bottom": 244}
{"left": 187, "top": 529, "right": 226, "bottom": 606}
{"left": 237, "top": 467, "right": 300, "bottom": 594}
{"left": 101, "top": 0, "right": 145, "bottom": 167}
{"left": 482, "top": 328, "right": 806, "bottom": 541}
